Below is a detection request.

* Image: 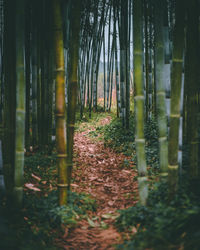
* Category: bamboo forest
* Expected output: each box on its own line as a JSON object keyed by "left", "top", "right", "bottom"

{"left": 0, "top": 0, "right": 200, "bottom": 249}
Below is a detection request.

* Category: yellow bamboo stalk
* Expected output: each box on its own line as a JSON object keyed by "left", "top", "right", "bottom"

{"left": 53, "top": 0, "right": 68, "bottom": 205}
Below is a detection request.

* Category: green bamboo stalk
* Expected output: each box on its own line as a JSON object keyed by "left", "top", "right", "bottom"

{"left": 113, "top": 6, "right": 120, "bottom": 117}
{"left": 13, "top": 0, "right": 25, "bottom": 207}
{"left": 53, "top": 0, "right": 68, "bottom": 205}
{"left": 168, "top": 0, "right": 185, "bottom": 198}
{"left": 154, "top": 0, "right": 168, "bottom": 178}
{"left": 185, "top": 0, "right": 200, "bottom": 179}
{"left": 133, "top": 0, "right": 148, "bottom": 205}
{"left": 106, "top": 5, "right": 112, "bottom": 112}
{"left": 125, "top": 0, "right": 130, "bottom": 129}
{"left": 25, "top": 0, "right": 31, "bottom": 150}
{"left": 2, "top": 0, "right": 16, "bottom": 197}
{"left": 67, "top": 0, "right": 81, "bottom": 189}
{"left": 103, "top": 28, "right": 106, "bottom": 111}
{"left": 31, "top": 0, "right": 38, "bottom": 147}
{"left": 144, "top": 0, "right": 149, "bottom": 121}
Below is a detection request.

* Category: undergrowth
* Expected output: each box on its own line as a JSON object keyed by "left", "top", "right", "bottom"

{"left": 103, "top": 114, "right": 159, "bottom": 174}
{"left": 0, "top": 151, "right": 96, "bottom": 250}
{"left": 18, "top": 190, "right": 96, "bottom": 249}
{"left": 102, "top": 114, "right": 200, "bottom": 250}
{"left": 115, "top": 180, "right": 200, "bottom": 250}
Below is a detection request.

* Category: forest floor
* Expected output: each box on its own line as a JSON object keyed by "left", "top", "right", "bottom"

{"left": 56, "top": 115, "right": 138, "bottom": 249}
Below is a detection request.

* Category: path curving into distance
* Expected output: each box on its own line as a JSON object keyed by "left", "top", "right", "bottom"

{"left": 58, "top": 116, "right": 138, "bottom": 249}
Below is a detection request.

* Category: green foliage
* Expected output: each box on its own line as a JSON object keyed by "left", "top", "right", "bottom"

{"left": 104, "top": 116, "right": 135, "bottom": 153}
{"left": 115, "top": 181, "right": 200, "bottom": 250}
{"left": 76, "top": 105, "right": 109, "bottom": 124}
{"left": 15, "top": 190, "right": 96, "bottom": 249}
{"left": 24, "top": 190, "right": 96, "bottom": 227}
{"left": 145, "top": 118, "right": 159, "bottom": 172}
{"left": 1, "top": 149, "right": 96, "bottom": 249}
{"left": 75, "top": 109, "right": 113, "bottom": 134}
{"left": 25, "top": 152, "right": 57, "bottom": 171}
{"left": 24, "top": 152, "right": 57, "bottom": 182}
{"left": 103, "top": 115, "right": 159, "bottom": 174}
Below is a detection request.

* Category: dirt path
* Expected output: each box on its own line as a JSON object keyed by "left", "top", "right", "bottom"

{"left": 59, "top": 117, "right": 138, "bottom": 249}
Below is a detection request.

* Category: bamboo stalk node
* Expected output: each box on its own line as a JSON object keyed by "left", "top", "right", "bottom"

{"left": 190, "top": 141, "right": 199, "bottom": 145}
{"left": 68, "top": 124, "right": 75, "bottom": 128}
{"left": 138, "top": 176, "right": 148, "bottom": 181}
{"left": 168, "top": 165, "right": 179, "bottom": 170}
{"left": 135, "top": 138, "right": 145, "bottom": 143}
{"left": 135, "top": 95, "right": 145, "bottom": 100}
{"left": 57, "top": 183, "right": 68, "bottom": 188}
{"left": 173, "top": 58, "right": 183, "bottom": 63}
{"left": 170, "top": 114, "right": 180, "bottom": 118}
{"left": 55, "top": 113, "right": 65, "bottom": 117}
{"left": 55, "top": 68, "right": 65, "bottom": 72}
{"left": 159, "top": 137, "right": 167, "bottom": 142}
{"left": 57, "top": 154, "right": 67, "bottom": 158}
{"left": 134, "top": 51, "right": 143, "bottom": 56}
{"left": 14, "top": 186, "right": 23, "bottom": 191}
{"left": 16, "top": 109, "right": 26, "bottom": 113}
{"left": 157, "top": 91, "right": 166, "bottom": 97}
{"left": 160, "top": 172, "right": 168, "bottom": 177}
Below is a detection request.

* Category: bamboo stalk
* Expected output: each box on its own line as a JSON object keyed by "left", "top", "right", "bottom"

{"left": 185, "top": 0, "right": 200, "bottom": 179}
{"left": 67, "top": 0, "right": 81, "bottom": 189}
{"left": 168, "top": 0, "right": 185, "bottom": 198}
{"left": 2, "top": 0, "right": 16, "bottom": 198}
{"left": 154, "top": 0, "right": 168, "bottom": 178}
{"left": 133, "top": 0, "right": 148, "bottom": 205}
{"left": 14, "top": 0, "right": 25, "bottom": 207}
{"left": 53, "top": 0, "right": 68, "bottom": 205}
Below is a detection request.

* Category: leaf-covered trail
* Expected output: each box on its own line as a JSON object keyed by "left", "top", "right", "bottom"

{"left": 58, "top": 116, "right": 138, "bottom": 249}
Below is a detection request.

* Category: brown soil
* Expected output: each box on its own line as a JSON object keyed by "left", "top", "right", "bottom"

{"left": 57, "top": 116, "right": 138, "bottom": 249}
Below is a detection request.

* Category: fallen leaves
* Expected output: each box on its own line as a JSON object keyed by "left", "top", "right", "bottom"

{"left": 31, "top": 173, "right": 41, "bottom": 182}
{"left": 58, "top": 116, "right": 138, "bottom": 249}
{"left": 24, "top": 183, "right": 41, "bottom": 192}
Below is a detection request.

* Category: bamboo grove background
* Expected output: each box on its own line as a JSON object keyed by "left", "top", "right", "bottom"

{"left": 0, "top": 0, "right": 199, "bottom": 207}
